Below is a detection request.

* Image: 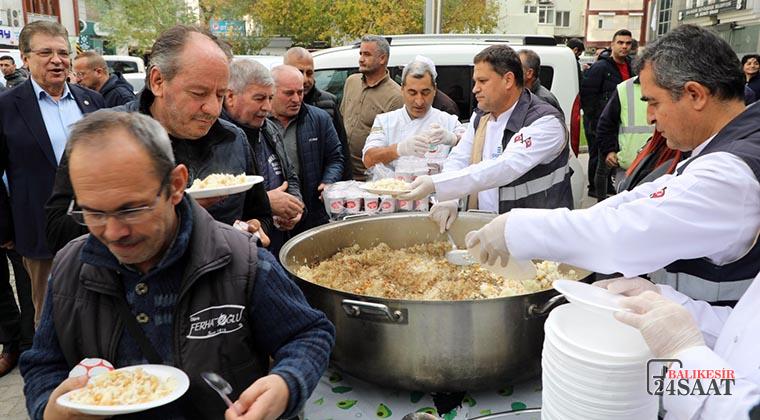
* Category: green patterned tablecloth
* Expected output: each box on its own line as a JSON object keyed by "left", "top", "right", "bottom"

{"left": 304, "top": 368, "right": 542, "bottom": 419}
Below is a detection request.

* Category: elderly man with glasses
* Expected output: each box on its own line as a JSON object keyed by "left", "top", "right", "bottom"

{"left": 20, "top": 110, "right": 335, "bottom": 420}
{"left": 0, "top": 20, "right": 103, "bottom": 378}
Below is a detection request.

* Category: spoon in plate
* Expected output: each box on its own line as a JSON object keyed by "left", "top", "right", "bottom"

{"left": 201, "top": 371, "right": 240, "bottom": 415}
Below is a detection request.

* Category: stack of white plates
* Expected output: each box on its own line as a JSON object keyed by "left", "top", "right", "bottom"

{"left": 541, "top": 303, "right": 658, "bottom": 420}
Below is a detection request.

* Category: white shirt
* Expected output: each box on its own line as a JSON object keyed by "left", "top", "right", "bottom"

{"left": 658, "top": 277, "right": 760, "bottom": 419}
{"left": 362, "top": 106, "right": 464, "bottom": 170}
{"left": 433, "top": 107, "right": 566, "bottom": 213}
{"left": 505, "top": 145, "right": 760, "bottom": 277}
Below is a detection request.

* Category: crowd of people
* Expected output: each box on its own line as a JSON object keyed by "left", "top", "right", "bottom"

{"left": 0, "top": 17, "right": 759, "bottom": 420}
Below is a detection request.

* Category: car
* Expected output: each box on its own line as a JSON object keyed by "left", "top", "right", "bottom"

{"left": 102, "top": 55, "right": 146, "bottom": 93}
{"left": 312, "top": 34, "right": 585, "bottom": 208}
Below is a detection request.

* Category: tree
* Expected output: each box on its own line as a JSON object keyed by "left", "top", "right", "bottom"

{"left": 442, "top": 0, "right": 498, "bottom": 33}
{"left": 89, "top": 0, "right": 197, "bottom": 55}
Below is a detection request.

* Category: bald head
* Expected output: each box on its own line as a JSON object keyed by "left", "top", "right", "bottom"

{"left": 271, "top": 65, "right": 304, "bottom": 122}
{"left": 282, "top": 47, "right": 315, "bottom": 94}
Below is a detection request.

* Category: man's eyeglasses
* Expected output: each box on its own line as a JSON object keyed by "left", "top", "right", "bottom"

{"left": 67, "top": 185, "right": 167, "bottom": 227}
{"left": 27, "top": 49, "right": 70, "bottom": 59}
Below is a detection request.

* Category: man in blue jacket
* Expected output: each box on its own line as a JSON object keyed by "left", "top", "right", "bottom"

{"left": 20, "top": 110, "right": 335, "bottom": 420}
{"left": 269, "top": 65, "right": 344, "bottom": 234}
{"left": 72, "top": 51, "right": 136, "bottom": 107}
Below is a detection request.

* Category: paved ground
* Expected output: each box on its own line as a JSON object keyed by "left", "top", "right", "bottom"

{"left": 0, "top": 155, "right": 596, "bottom": 419}
{"left": 0, "top": 266, "right": 29, "bottom": 420}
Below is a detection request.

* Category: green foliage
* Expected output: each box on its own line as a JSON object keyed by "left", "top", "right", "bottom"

{"left": 89, "top": 0, "right": 197, "bottom": 55}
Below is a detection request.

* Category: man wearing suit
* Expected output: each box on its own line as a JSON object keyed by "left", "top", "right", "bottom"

{"left": 0, "top": 21, "right": 103, "bottom": 376}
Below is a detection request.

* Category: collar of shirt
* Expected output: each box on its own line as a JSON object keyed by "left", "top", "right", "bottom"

{"left": 691, "top": 133, "right": 718, "bottom": 157}
{"left": 362, "top": 70, "right": 391, "bottom": 89}
{"left": 31, "top": 78, "right": 73, "bottom": 102}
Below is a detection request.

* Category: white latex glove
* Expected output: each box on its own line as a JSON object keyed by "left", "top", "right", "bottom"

{"left": 396, "top": 135, "right": 429, "bottom": 157}
{"left": 615, "top": 291, "right": 705, "bottom": 358}
{"left": 593, "top": 277, "right": 660, "bottom": 297}
{"left": 399, "top": 175, "right": 435, "bottom": 200}
{"left": 427, "top": 123, "right": 458, "bottom": 146}
{"left": 429, "top": 199, "right": 459, "bottom": 233}
{"left": 464, "top": 212, "right": 510, "bottom": 267}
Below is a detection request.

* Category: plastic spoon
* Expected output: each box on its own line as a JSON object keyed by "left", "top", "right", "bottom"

{"left": 444, "top": 230, "right": 477, "bottom": 266}
{"left": 201, "top": 372, "right": 240, "bottom": 415}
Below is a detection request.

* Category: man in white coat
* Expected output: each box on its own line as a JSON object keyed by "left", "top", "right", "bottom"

{"left": 400, "top": 45, "right": 572, "bottom": 233}
{"left": 599, "top": 274, "right": 760, "bottom": 419}
{"left": 464, "top": 25, "right": 760, "bottom": 305}
{"left": 362, "top": 56, "right": 464, "bottom": 173}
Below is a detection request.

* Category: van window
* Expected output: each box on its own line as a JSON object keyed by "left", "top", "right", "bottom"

{"left": 106, "top": 60, "right": 140, "bottom": 74}
{"left": 540, "top": 66, "right": 554, "bottom": 90}
{"left": 316, "top": 65, "right": 475, "bottom": 121}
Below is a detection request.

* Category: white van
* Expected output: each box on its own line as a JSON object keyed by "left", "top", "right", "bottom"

{"left": 312, "top": 34, "right": 585, "bottom": 207}
{"left": 102, "top": 55, "right": 146, "bottom": 93}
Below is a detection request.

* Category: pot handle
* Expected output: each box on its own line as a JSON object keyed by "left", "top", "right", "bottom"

{"left": 342, "top": 299, "right": 406, "bottom": 323}
{"left": 526, "top": 294, "right": 566, "bottom": 318}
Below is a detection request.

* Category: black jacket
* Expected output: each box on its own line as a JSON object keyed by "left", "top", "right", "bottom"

{"left": 580, "top": 55, "right": 633, "bottom": 126}
{"left": 1, "top": 80, "right": 104, "bottom": 258}
{"left": 100, "top": 73, "right": 136, "bottom": 108}
{"left": 4, "top": 68, "right": 28, "bottom": 88}
{"left": 304, "top": 87, "right": 352, "bottom": 180}
{"left": 44, "top": 91, "right": 274, "bottom": 253}
{"left": 746, "top": 73, "right": 760, "bottom": 104}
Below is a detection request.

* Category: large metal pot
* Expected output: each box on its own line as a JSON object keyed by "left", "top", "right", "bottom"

{"left": 280, "top": 213, "right": 592, "bottom": 391}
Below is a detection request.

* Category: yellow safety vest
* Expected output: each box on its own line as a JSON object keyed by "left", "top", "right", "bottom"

{"left": 617, "top": 77, "right": 653, "bottom": 169}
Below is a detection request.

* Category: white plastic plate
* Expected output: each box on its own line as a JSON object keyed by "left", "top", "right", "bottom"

{"left": 553, "top": 279, "right": 630, "bottom": 314}
{"left": 57, "top": 364, "right": 190, "bottom": 416}
{"left": 185, "top": 175, "right": 263, "bottom": 199}
{"left": 359, "top": 184, "right": 412, "bottom": 196}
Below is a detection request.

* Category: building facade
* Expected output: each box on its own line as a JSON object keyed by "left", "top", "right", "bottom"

{"left": 496, "top": 0, "right": 586, "bottom": 41}
{"left": 0, "top": 0, "right": 80, "bottom": 48}
{"left": 585, "top": 0, "right": 651, "bottom": 50}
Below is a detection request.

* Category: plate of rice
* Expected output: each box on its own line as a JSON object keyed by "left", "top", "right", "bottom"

{"left": 185, "top": 174, "right": 263, "bottom": 199}
{"left": 57, "top": 365, "right": 190, "bottom": 415}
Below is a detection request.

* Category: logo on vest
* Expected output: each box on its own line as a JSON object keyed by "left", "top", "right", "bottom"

{"left": 187, "top": 305, "right": 245, "bottom": 339}
{"left": 512, "top": 133, "right": 532, "bottom": 148}
{"left": 649, "top": 186, "right": 667, "bottom": 199}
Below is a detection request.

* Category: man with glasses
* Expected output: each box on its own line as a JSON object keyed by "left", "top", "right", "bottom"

{"left": 72, "top": 51, "right": 136, "bottom": 107}
{"left": 0, "top": 20, "right": 103, "bottom": 377}
{"left": 45, "top": 25, "right": 274, "bottom": 256}
{"left": 20, "top": 110, "right": 335, "bottom": 420}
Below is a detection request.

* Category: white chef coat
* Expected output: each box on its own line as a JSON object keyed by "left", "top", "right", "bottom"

{"left": 433, "top": 107, "right": 566, "bottom": 213}
{"left": 657, "top": 275, "right": 760, "bottom": 419}
{"left": 362, "top": 106, "right": 464, "bottom": 169}
{"left": 504, "top": 135, "right": 760, "bottom": 277}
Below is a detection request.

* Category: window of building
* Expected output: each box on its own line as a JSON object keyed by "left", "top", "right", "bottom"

{"left": 597, "top": 15, "right": 613, "bottom": 29}
{"left": 657, "top": 0, "right": 672, "bottom": 37}
{"left": 524, "top": 5, "right": 537, "bottom": 14}
{"left": 539, "top": 6, "right": 555, "bottom": 24}
{"left": 23, "top": 0, "right": 59, "bottom": 16}
{"left": 555, "top": 11, "right": 570, "bottom": 27}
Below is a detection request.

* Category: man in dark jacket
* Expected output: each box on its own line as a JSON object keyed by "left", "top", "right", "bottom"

{"left": 44, "top": 25, "right": 274, "bottom": 254}
{"left": 518, "top": 49, "right": 564, "bottom": 118}
{"left": 284, "top": 47, "right": 352, "bottom": 180}
{"left": 73, "top": 51, "right": 136, "bottom": 107}
{"left": 270, "top": 65, "right": 344, "bottom": 234}
{"left": 0, "top": 56, "right": 28, "bottom": 88}
{"left": 580, "top": 29, "right": 634, "bottom": 197}
{"left": 223, "top": 57, "right": 304, "bottom": 257}
{"left": 0, "top": 21, "right": 104, "bottom": 375}
{"left": 21, "top": 110, "right": 334, "bottom": 420}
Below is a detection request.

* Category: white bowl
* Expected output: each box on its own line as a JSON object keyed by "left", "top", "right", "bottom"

{"left": 545, "top": 304, "right": 651, "bottom": 362}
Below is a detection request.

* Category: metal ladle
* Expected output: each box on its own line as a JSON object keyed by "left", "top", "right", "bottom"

{"left": 201, "top": 371, "right": 240, "bottom": 415}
